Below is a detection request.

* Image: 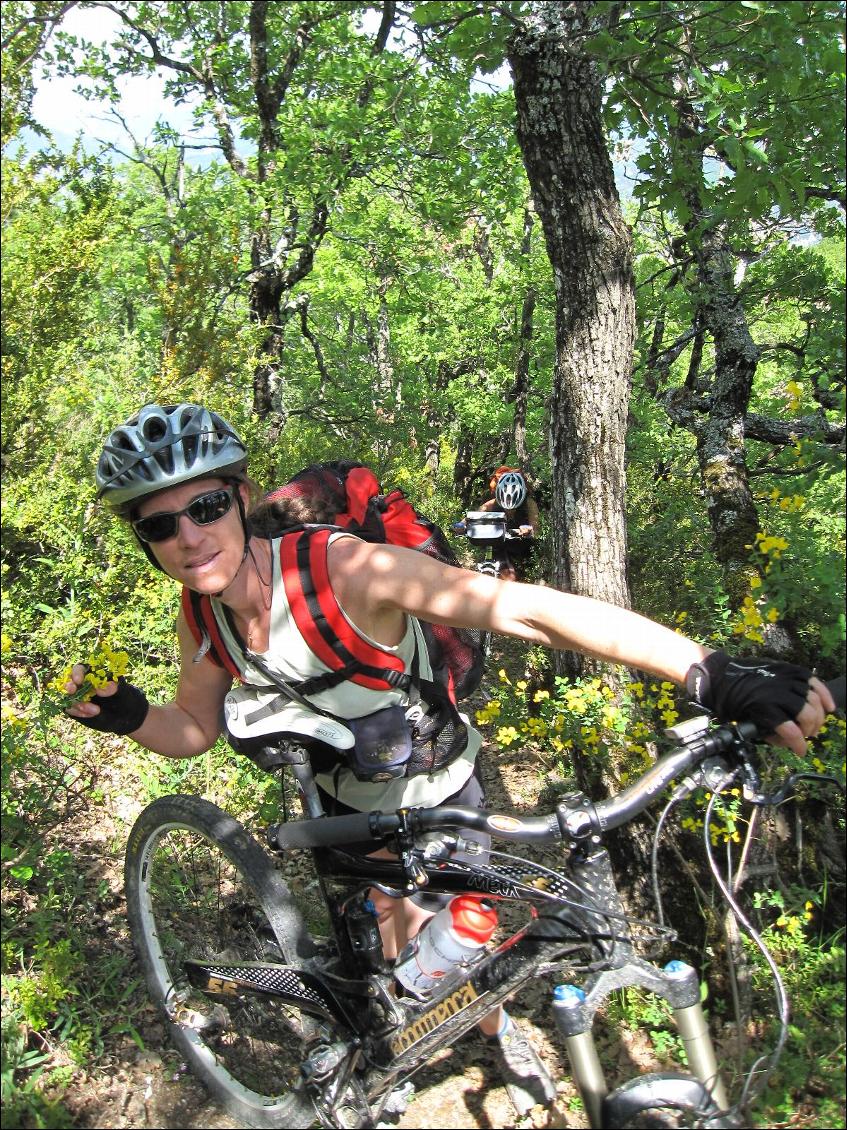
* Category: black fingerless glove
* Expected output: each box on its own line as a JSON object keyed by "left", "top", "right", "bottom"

{"left": 74, "top": 677, "right": 150, "bottom": 735}
{"left": 686, "top": 650, "right": 812, "bottom": 734}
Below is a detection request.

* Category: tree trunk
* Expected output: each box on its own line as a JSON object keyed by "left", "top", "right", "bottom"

{"left": 682, "top": 192, "right": 762, "bottom": 608}
{"left": 249, "top": 226, "right": 285, "bottom": 418}
{"left": 665, "top": 84, "right": 777, "bottom": 626}
{"left": 454, "top": 426, "right": 476, "bottom": 507}
{"left": 508, "top": 2, "right": 635, "bottom": 684}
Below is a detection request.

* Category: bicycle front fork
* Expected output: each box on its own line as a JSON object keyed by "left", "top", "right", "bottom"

{"left": 553, "top": 961, "right": 729, "bottom": 1127}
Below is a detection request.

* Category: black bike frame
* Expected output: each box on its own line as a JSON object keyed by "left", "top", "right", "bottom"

{"left": 254, "top": 744, "right": 736, "bottom": 1122}
{"left": 309, "top": 842, "right": 593, "bottom": 1074}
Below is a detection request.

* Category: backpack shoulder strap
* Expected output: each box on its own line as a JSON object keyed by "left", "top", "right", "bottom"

{"left": 180, "top": 586, "right": 241, "bottom": 679}
{"left": 279, "top": 527, "right": 414, "bottom": 694}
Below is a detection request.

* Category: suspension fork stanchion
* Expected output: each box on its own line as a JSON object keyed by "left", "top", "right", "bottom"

{"left": 553, "top": 985, "right": 608, "bottom": 1128}
{"left": 559, "top": 813, "right": 731, "bottom": 1117}
{"left": 664, "top": 961, "right": 729, "bottom": 1109}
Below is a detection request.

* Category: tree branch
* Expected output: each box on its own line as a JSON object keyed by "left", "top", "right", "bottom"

{"left": 744, "top": 413, "right": 845, "bottom": 448}
{"left": 97, "top": 1, "right": 250, "bottom": 179}
{"left": 298, "top": 297, "right": 334, "bottom": 392}
{"left": 1, "top": 0, "right": 77, "bottom": 55}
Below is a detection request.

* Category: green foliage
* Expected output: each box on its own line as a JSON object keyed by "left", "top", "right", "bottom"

{"left": 605, "top": 986, "right": 690, "bottom": 1065}
{"left": 628, "top": 228, "right": 845, "bottom": 665}
{"left": 599, "top": 2, "right": 845, "bottom": 233}
{"left": 746, "top": 928, "right": 846, "bottom": 1127}
{"left": 0, "top": 2, "right": 72, "bottom": 146}
{"left": 1, "top": 1005, "right": 75, "bottom": 1130}
{"left": 1, "top": 3, "right": 843, "bottom": 1123}
{"left": 475, "top": 666, "right": 688, "bottom": 784}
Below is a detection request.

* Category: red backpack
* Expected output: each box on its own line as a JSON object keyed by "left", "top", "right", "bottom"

{"left": 182, "top": 462, "right": 485, "bottom": 703}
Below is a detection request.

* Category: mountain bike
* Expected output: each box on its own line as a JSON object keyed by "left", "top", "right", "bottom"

{"left": 452, "top": 510, "right": 535, "bottom": 656}
{"left": 453, "top": 509, "right": 535, "bottom": 581}
{"left": 124, "top": 677, "right": 845, "bottom": 1129}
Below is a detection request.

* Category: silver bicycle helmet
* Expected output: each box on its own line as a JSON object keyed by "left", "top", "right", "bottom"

{"left": 495, "top": 470, "right": 527, "bottom": 511}
{"left": 96, "top": 402, "right": 247, "bottom": 515}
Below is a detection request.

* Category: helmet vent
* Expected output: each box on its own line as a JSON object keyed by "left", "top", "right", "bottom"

{"left": 183, "top": 434, "right": 200, "bottom": 465}
{"left": 143, "top": 417, "right": 167, "bottom": 444}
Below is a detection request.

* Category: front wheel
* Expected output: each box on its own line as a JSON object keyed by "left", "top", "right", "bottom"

{"left": 601, "top": 1072, "right": 741, "bottom": 1129}
{"left": 125, "top": 794, "right": 320, "bottom": 1129}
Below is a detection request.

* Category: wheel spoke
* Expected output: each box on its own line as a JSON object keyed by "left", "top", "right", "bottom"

{"left": 146, "top": 825, "right": 303, "bottom": 1092}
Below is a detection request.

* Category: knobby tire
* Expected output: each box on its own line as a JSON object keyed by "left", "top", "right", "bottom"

{"left": 124, "top": 794, "right": 321, "bottom": 1129}
{"left": 602, "top": 1071, "right": 742, "bottom": 1129}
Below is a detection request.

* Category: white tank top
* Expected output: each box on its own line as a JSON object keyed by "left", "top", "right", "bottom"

{"left": 210, "top": 533, "right": 479, "bottom": 810}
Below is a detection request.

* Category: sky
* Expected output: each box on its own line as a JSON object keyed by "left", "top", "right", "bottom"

{"left": 31, "top": 72, "right": 201, "bottom": 156}
{"left": 27, "top": 5, "right": 210, "bottom": 159}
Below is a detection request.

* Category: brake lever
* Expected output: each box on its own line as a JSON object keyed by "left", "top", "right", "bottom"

{"left": 745, "top": 770, "right": 847, "bottom": 808}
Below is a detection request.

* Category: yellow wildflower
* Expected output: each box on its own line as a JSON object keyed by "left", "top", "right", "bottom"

{"left": 755, "top": 534, "right": 789, "bottom": 558}
{"left": 475, "top": 700, "right": 502, "bottom": 725}
{"left": 785, "top": 380, "right": 803, "bottom": 411}
{"left": 50, "top": 639, "right": 131, "bottom": 703}
{"left": 496, "top": 726, "right": 520, "bottom": 747}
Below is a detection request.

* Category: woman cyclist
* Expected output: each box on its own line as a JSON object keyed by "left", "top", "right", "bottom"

{"left": 60, "top": 403, "right": 834, "bottom": 1116}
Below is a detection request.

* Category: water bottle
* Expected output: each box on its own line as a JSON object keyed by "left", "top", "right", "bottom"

{"left": 393, "top": 895, "right": 498, "bottom": 999}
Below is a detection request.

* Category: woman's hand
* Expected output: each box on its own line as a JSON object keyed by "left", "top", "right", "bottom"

{"left": 62, "top": 663, "right": 117, "bottom": 720}
{"left": 686, "top": 653, "right": 837, "bottom": 756}
{"left": 62, "top": 663, "right": 149, "bottom": 735}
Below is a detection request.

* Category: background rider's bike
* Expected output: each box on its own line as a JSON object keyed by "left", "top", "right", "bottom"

{"left": 454, "top": 509, "right": 532, "bottom": 580}
{"left": 123, "top": 677, "right": 844, "bottom": 1129}
{"left": 452, "top": 510, "right": 534, "bottom": 655}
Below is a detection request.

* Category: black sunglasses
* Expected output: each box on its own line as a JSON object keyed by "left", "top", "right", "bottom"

{"left": 132, "top": 487, "right": 236, "bottom": 543}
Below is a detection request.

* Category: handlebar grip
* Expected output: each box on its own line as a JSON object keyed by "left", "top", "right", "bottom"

{"left": 272, "top": 811, "right": 379, "bottom": 850}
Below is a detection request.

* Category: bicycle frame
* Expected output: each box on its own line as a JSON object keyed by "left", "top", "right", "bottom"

{"left": 133, "top": 679, "right": 844, "bottom": 1129}
{"left": 188, "top": 747, "right": 731, "bottom": 1127}
{"left": 305, "top": 842, "right": 726, "bottom": 1124}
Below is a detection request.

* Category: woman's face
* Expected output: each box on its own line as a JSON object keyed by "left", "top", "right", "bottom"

{"left": 134, "top": 477, "right": 248, "bottom": 592}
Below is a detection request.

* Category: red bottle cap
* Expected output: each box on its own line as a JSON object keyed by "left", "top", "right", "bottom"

{"left": 448, "top": 896, "right": 498, "bottom": 943}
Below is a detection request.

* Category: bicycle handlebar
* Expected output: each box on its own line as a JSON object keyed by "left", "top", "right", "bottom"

{"left": 453, "top": 523, "right": 530, "bottom": 540}
{"left": 270, "top": 678, "right": 845, "bottom": 852}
